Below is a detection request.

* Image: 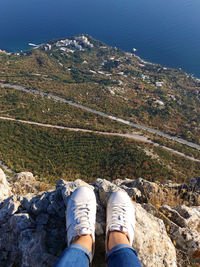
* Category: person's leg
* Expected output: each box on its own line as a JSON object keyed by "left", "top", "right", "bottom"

{"left": 106, "top": 232, "right": 142, "bottom": 267}
{"left": 54, "top": 243, "right": 90, "bottom": 267}
{"left": 108, "top": 231, "right": 130, "bottom": 249}
{"left": 54, "top": 186, "right": 96, "bottom": 267}
{"left": 106, "top": 190, "right": 142, "bottom": 267}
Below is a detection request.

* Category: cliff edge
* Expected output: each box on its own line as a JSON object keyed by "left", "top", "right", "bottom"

{"left": 0, "top": 168, "right": 199, "bottom": 267}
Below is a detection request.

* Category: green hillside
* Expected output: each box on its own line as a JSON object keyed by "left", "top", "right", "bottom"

{"left": 0, "top": 35, "right": 200, "bottom": 184}
{"left": 0, "top": 35, "right": 199, "bottom": 144}
{"left": 1, "top": 120, "right": 199, "bottom": 184}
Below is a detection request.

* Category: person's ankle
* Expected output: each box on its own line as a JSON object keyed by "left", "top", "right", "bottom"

{"left": 105, "top": 190, "right": 135, "bottom": 252}
{"left": 108, "top": 231, "right": 129, "bottom": 251}
{"left": 72, "top": 234, "right": 93, "bottom": 253}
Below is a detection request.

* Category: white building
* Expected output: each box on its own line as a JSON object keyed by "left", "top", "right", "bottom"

{"left": 56, "top": 39, "right": 72, "bottom": 47}
{"left": 75, "top": 36, "right": 94, "bottom": 48}
{"left": 156, "top": 82, "right": 164, "bottom": 87}
{"left": 155, "top": 99, "right": 164, "bottom": 106}
{"left": 44, "top": 44, "right": 52, "bottom": 51}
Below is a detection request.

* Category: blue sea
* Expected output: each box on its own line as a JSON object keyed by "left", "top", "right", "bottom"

{"left": 0, "top": 0, "right": 200, "bottom": 78}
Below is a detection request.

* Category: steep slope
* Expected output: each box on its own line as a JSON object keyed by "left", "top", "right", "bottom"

{"left": 0, "top": 35, "right": 200, "bottom": 144}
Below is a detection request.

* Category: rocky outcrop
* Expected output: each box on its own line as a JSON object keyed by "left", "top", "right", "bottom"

{"left": 113, "top": 177, "right": 200, "bottom": 206}
{"left": 12, "top": 172, "right": 50, "bottom": 195}
{"left": 134, "top": 204, "right": 177, "bottom": 267}
{"left": 159, "top": 205, "right": 200, "bottom": 260}
{"left": 0, "top": 168, "right": 199, "bottom": 267}
{"left": 0, "top": 168, "right": 11, "bottom": 201}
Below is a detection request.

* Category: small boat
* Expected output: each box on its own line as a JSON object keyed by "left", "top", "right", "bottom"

{"left": 132, "top": 48, "right": 137, "bottom": 52}
{"left": 28, "top": 43, "right": 39, "bottom": 47}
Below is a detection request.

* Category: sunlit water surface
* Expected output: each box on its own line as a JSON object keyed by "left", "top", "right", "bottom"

{"left": 0, "top": 0, "right": 200, "bottom": 77}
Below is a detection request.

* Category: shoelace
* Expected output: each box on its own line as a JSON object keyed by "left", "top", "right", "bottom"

{"left": 72, "top": 203, "right": 93, "bottom": 234}
{"left": 109, "top": 203, "right": 130, "bottom": 229}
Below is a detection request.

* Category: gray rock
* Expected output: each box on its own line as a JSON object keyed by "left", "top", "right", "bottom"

{"left": 21, "top": 193, "right": 36, "bottom": 211}
{"left": 0, "top": 177, "right": 199, "bottom": 266}
{"left": 189, "top": 177, "right": 200, "bottom": 191}
{"left": 13, "top": 172, "right": 35, "bottom": 183}
{"left": 112, "top": 178, "right": 134, "bottom": 186}
{"left": 133, "top": 177, "right": 160, "bottom": 194}
{"left": 18, "top": 229, "right": 50, "bottom": 267}
{"left": 159, "top": 205, "right": 200, "bottom": 263}
{"left": 30, "top": 193, "right": 49, "bottom": 215}
{"left": 0, "top": 195, "right": 20, "bottom": 224}
{"left": 0, "top": 168, "right": 11, "bottom": 201}
{"left": 134, "top": 203, "right": 177, "bottom": 267}
{"left": 120, "top": 184, "right": 142, "bottom": 201}
{"left": 47, "top": 190, "right": 65, "bottom": 218}
{"left": 172, "top": 226, "right": 200, "bottom": 259}
{"left": 124, "top": 177, "right": 160, "bottom": 202}
{"left": 174, "top": 205, "right": 200, "bottom": 232}
{"left": 57, "top": 179, "right": 94, "bottom": 206}
{"left": 95, "top": 178, "right": 118, "bottom": 206}
{"left": 12, "top": 172, "right": 37, "bottom": 195}
{"left": 95, "top": 222, "right": 104, "bottom": 236}
{"left": 142, "top": 203, "right": 157, "bottom": 216}
{"left": 9, "top": 213, "right": 34, "bottom": 233}
{"left": 12, "top": 172, "right": 51, "bottom": 196}
{"left": 159, "top": 205, "right": 187, "bottom": 228}
{"left": 36, "top": 213, "right": 49, "bottom": 225}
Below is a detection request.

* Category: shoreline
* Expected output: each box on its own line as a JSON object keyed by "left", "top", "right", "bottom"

{"left": 0, "top": 37, "right": 200, "bottom": 80}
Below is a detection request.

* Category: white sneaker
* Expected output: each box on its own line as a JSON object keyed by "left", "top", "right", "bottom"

{"left": 66, "top": 186, "right": 97, "bottom": 247}
{"left": 106, "top": 190, "right": 135, "bottom": 250}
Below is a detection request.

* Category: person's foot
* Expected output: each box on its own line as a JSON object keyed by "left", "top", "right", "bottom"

{"left": 66, "top": 186, "right": 97, "bottom": 250}
{"left": 106, "top": 190, "right": 135, "bottom": 251}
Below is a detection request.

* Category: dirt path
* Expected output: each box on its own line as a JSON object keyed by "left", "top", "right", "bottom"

{"left": 1, "top": 82, "right": 200, "bottom": 151}
{"left": 0, "top": 116, "right": 200, "bottom": 163}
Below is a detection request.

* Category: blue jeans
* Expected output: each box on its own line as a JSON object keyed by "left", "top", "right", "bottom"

{"left": 54, "top": 244, "right": 142, "bottom": 267}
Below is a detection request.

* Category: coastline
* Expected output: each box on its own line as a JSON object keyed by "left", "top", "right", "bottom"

{"left": 0, "top": 37, "right": 200, "bottom": 80}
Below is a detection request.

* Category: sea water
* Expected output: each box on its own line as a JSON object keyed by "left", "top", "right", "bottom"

{"left": 0, "top": 0, "right": 200, "bottom": 77}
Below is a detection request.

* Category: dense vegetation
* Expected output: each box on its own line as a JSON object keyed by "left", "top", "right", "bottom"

{"left": 0, "top": 34, "right": 199, "bottom": 145}
{"left": 152, "top": 134, "right": 200, "bottom": 160}
{"left": 0, "top": 35, "right": 200, "bottom": 185}
{"left": 0, "top": 87, "right": 132, "bottom": 133}
{"left": 1, "top": 87, "right": 199, "bottom": 161}
{"left": 0, "top": 121, "right": 199, "bottom": 184}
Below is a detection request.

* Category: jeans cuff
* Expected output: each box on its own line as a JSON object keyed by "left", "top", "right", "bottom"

{"left": 70, "top": 244, "right": 93, "bottom": 263}
{"left": 106, "top": 244, "right": 138, "bottom": 261}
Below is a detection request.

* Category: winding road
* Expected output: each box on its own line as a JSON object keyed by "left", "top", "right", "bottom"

{"left": 1, "top": 82, "right": 200, "bottom": 152}
{"left": 0, "top": 116, "right": 200, "bottom": 163}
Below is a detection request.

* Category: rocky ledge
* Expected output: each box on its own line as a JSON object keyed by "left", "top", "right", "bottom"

{"left": 0, "top": 168, "right": 199, "bottom": 267}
